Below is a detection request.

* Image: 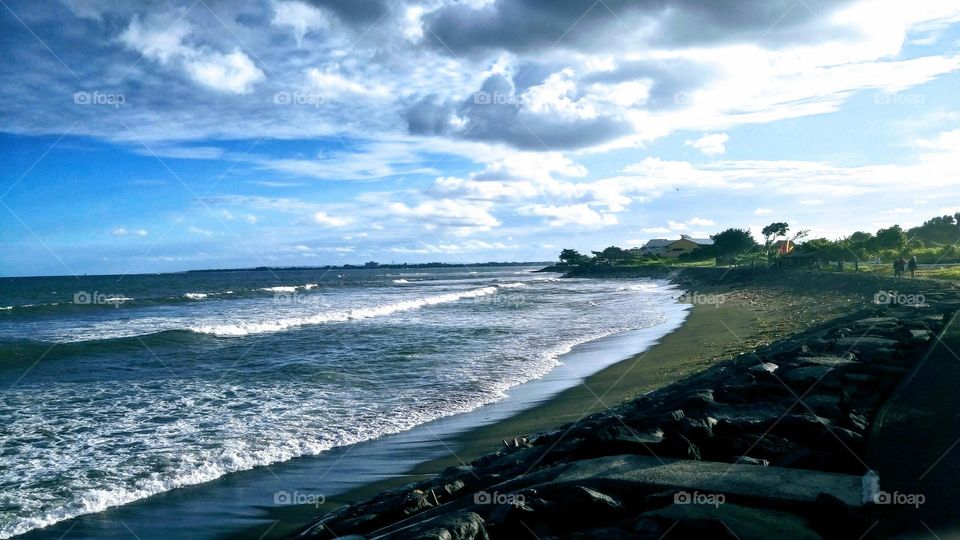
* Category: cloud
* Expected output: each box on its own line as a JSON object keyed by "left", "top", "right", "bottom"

{"left": 110, "top": 227, "right": 148, "bottom": 236}
{"left": 686, "top": 133, "right": 729, "bottom": 156}
{"left": 389, "top": 199, "right": 500, "bottom": 234}
{"left": 272, "top": 1, "right": 328, "bottom": 47}
{"left": 120, "top": 12, "right": 264, "bottom": 94}
{"left": 667, "top": 217, "right": 716, "bottom": 230}
{"left": 188, "top": 226, "right": 214, "bottom": 236}
{"left": 184, "top": 49, "right": 265, "bottom": 94}
{"left": 519, "top": 204, "right": 618, "bottom": 228}
{"left": 313, "top": 211, "right": 350, "bottom": 227}
{"left": 754, "top": 208, "right": 773, "bottom": 215}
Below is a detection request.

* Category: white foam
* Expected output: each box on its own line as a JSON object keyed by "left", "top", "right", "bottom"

{"left": 260, "top": 286, "right": 297, "bottom": 293}
{"left": 183, "top": 293, "right": 208, "bottom": 300}
{"left": 393, "top": 279, "right": 410, "bottom": 284}
{"left": 497, "top": 282, "right": 526, "bottom": 288}
{"left": 191, "top": 286, "right": 499, "bottom": 337}
{"left": 0, "top": 306, "right": 12, "bottom": 310}
{"left": 259, "top": 283, "right": 318, "bottom": 293}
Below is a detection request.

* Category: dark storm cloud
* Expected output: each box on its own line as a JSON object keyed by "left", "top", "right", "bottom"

{"left": 423, "top": 0, "right": 861, "bottom": 54}
{"left": 303, "top": 0, "right": 391, "bottom": 24}
{"left": 405, "top": 73, "right": 632, "bottom": 150}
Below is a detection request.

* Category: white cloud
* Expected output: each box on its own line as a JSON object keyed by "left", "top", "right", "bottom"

{"left": 389, "top": 199, "right": 499, "bottom": 234}
{"left": 185, "top": 49, "right": 265, "bottom": 94}
{"left": 272, "top": 1, "right": 328, "bottom": 47}
{"left": 754, "top": 208, "right": 772, "bottom": 215}
{"left": 313, "top": 211, "right": 350, "bottom": 227}
{"left": 119, "top": 14, "right": 190, "bottom": 63}
{"left": 519, "top": 204, "right": 618, "bottom": 228}
{"left": 120, "top": 15, "right": 264, "bottom": 94}
{"left": 188, "top": 226, "right": 214, "bottom": 236}
{"left": 685, "top": 133, "right": 729, "bottom": 156}
{"left": 668, "top": 217, "right": 715, "bottom": 230}
{"left": 110, "top": 227, "right": 148, "bottom": 236}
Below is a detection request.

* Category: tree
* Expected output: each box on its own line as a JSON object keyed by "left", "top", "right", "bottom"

{"left": 710, "top": 228, "right": 757, "bottom": 257}
{"left": 907, "top": 215, "right": 960, "bottom": 246}
{"left": 558, "top": 249, "right": 590, "bottom": 265}
{"left": 762, "top": 222, "right": 789, "bottom": 258}
{"left": 874, "top": 225, "right": 907, "bottom": 250}
{"left": 591, "top": 246, "right": 631, "bottom": 264}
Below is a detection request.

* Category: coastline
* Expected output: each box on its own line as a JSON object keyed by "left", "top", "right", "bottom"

{"left": 260, "top": 268, "right": 869, "bottom": 539}
{"left": 284, "top": 267, "right": 960, "bottom": 539}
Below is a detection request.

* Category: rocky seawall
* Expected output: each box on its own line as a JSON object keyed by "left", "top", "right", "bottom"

{"left": 289, "top": 296, "right": 957, "bottom": 539}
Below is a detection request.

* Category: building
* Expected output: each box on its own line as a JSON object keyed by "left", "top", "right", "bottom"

{"left": 640, "top": 235, "right": 714, "bottom": 258}
{"left": 639, "top": 239, "right": 674, "bottom": 256}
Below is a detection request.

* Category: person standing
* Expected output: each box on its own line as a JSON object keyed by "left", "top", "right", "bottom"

{"left": 908, "top": 256, "right": 918, "bottom": 278}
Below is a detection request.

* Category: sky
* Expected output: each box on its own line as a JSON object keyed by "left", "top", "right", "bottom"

{"left": 2, "top": 0, "right": 960, "bottom": 276}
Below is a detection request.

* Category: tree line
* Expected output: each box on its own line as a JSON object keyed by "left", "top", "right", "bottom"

{"left": 558, "top": 212, "right": 960, "bottom": 266}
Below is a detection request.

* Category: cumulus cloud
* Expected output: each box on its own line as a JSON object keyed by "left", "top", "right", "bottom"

{"left": 313, "top": 211, "right": 350, "bottom": 227}
{"left": 686, "top": 133, "right": 729, "bottom": 156}
{"left": 519, "top": 204, "right": 618, "bottom": 228}
{"left": 119, "top": 11, "right": 264, "bottom": 94}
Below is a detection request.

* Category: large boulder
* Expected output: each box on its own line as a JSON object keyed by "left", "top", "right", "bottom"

{"left": 380, "top": 511, "right": 490, "bottom": 540}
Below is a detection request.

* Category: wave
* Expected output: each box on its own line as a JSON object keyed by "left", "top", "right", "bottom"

{"left": 392, "top": 279, "right": 410, "bottom": 284}
{"left": 190, "top": 286, "right": 499, "bottom": 337}
{"left": 183, "top": 293, "right": 208, "bottom": 300}
{"left": 258, "top": 283, "right": 318, "bottom": 293}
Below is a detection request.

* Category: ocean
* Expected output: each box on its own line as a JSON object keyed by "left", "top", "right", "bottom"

{"left": 0, "top": 267, "right": 687, "bottom": 539}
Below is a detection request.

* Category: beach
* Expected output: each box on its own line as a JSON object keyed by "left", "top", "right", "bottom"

{"left": 278, "top": 267, "right": 960, "bottom": 539}
{"left": 260, "top": 266, "right": 918, "bottom": 539}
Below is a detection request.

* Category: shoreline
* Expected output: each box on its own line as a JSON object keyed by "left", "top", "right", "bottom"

{"left": 286, "top": 267, "right": 960, "bottom": 539}
{"left": 262, "top": 268, "right": 870, "bottom": 539}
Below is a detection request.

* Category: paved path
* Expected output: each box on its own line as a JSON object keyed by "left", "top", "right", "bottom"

{"left": 869, "top": 309, "right": 960, "bottom": 538}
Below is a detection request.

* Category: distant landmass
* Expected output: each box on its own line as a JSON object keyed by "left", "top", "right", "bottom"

{"left": 186, "top": 261, "right": 552, "bottom": 273}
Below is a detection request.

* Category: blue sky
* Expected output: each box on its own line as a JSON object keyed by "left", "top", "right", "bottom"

{"left": 2, "top": 0, "right": 960, "bottom": 276}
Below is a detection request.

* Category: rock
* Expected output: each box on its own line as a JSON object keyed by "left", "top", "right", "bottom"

{"left": 640, "top": 503, "right": 823, "bottom": 540}
{"left": 851, "top": 317, "right": 898, "bottom": 327}
{"left": 736, "top": 456, "right": 769, "bottom": 467}
{"left": 799, "top": 394, "right": 843, "bottom": 419}
{"left": 381, "top": 511, "right": 490, "bottom": 540}
{"left": 560, "top": 486, "right": 624, "bottom": 515}
{"left": 834, "top": 336, "right": 899, "bottom": 352}
{"left": 795, "top": 356, "right": 858, "bottom": 368}
{"left": 781, "top": 366, "right": 834, "bottom": 384}
{"left": 810, "top": 494, "right": 872, "bottom": 539}
{"left": 443, "top": 480, "right": 466, "bottom": 497}
{"left": 842, "top": 413, "right": 868, "bottom": 432}
{"left": 684, "top": 389, "right": 715, "bottom": 408}
{"left": 403, "top": 489, "right": 436, "bottom": 515}
{"left": 749, "top": 362, "right": 778, "bottom": 374}
{"left": 681, "top": 416, "right": 717, "bottom": 438}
